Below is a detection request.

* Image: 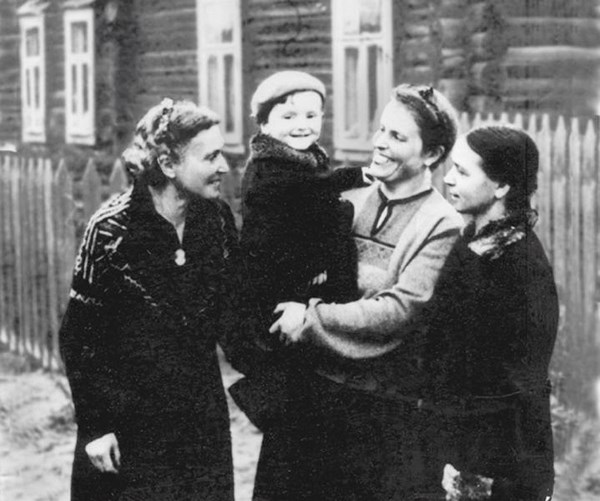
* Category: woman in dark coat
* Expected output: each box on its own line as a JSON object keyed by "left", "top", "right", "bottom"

{"left": 59, "top": 99, "right": 239, "bottom": 501}
{"left": 422, "top": 125, "right": 559, "bottom": 500}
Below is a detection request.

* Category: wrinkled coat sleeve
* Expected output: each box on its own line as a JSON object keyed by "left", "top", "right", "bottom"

{"left": 59, "top": 220, "right": 120, "bottom": 440}
{"left": 302, "top": 220, "right": 460, "bottom": 359}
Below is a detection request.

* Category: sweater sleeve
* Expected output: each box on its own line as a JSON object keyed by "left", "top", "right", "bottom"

{"left": 302, "top": 223, "right": 460, "bottom": 359}
{"left": 59, "top": 220, "right": 121, "bottom": 440}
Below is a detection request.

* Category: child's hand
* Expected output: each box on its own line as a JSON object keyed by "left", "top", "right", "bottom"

{"left": 310, "top": 271, "right": 327, "bottom": 286}
{"left": 442, "top": 463, "right": 493, "bottom": 500}
{"left": 269, "top": 302, "right": 307, "bottom": 345}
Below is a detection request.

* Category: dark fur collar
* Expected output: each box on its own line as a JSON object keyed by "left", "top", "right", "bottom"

{"left": 250, "top": 133, "right": 329, "bottom": 172}
{"left": 465, "top": 210, "right": 537, "bottom": 260}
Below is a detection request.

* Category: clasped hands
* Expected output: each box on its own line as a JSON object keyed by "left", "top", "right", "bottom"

{"left": 268, "top": 271, "right": 325, "bottom": 344}
{"left": 269, "top": 301, "right": 307, "bottom": 345}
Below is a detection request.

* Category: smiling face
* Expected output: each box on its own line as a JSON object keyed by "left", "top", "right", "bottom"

{"left": 260, "top": 90, "right": 323, "bottom": 151}
{"left": 444, "top": 135, "right": 505, "bottom": 226}
{"left": 170, "top": 125, "right": 230, "bottom": 199}
{"left": 367, "top": 100, "right": 440, "bottom": 194}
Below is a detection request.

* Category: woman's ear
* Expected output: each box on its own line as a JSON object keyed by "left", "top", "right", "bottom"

{"left": 157, "top": 153, "right": 176, "bottom": 179}
{"left": 494, "top": 183, "right": 510, "bottom": 201}
{"left": 424, "top": 146, "right": 444, "bottom": 168}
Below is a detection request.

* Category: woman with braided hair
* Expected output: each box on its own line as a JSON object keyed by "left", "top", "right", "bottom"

{"left": 423, "top": 125, "right": 558, "bottom": 500}
{"left": 59, "top": 98, "right": 238, "bottom": 500}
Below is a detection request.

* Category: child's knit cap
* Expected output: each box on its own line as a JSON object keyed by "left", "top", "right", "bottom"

{"left": 250, "top": 71, "right": 326, "bottom": 118}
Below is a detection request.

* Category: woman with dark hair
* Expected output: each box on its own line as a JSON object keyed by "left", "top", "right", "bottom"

{"left": 268, "top": 84, "right": 463, "bottom": 500}
{"left": 423, "top": 125, "right": 559, "bottom": 500}
{"left": 60, "top": 98, "right": 239, "bottom": 500}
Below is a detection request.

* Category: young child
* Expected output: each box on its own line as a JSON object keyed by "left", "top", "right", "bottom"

{"left": 230, "top": 70, "right": 362, "bottom": 430}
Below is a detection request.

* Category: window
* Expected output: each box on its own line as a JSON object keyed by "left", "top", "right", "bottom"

{"left": 19, "top": 13, "right": 46, "bottom": 142}
{"left": 332, "top": 0, "right": 392, "bottom": 156}
{"left": 64, "top": 8, "right": 95, "bottom": 145}
{"left": 197, "top": 0, "right": 243, "bottom": 151}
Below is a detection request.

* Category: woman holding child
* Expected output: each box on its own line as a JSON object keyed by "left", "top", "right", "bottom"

{"left": 233, "top": 77, "right": 463, "bottom": 501}
{"left": 270, "top": 117, "right": 559, "bottom": 499}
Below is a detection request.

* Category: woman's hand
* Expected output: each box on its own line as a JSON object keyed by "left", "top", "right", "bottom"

{"left": 310, "top": 271, "right": 327, "bottom": 286}
{"left": 269, "top": 302, "right": 307, "bottom": 344}
{"left": 85, "top": 432, "right": 121, "bottom": 473}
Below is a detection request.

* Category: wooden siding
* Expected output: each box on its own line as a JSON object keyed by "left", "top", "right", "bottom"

{"left": 500, "top": 0, "right": 600, "bottom": 115}
{"left": 0, "top": 0, "right": 20, "bottom": 147}
{"left": 393, "top": 0, "right": 441, "bottom": 86}
{"left": 0, "top": 0, "right": 599, "bottom": 160}
{"left": 438, "top": 0, "right": 469, "bottom": 107}
{"left": 244, "top": 0, "right": 333, "bottom": 150}
{"left": 130, "top": 0, "right": 198, "bottom": 131}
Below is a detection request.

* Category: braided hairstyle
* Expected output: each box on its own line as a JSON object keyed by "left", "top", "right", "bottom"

{"left": 465, "top": 125, "right": 539, "bottom": 224}
{"left": 122, "top": 98, "right": 220, "bottom": 188}
{"left": 391, "top": 84, "right": 459, "bottom": 171}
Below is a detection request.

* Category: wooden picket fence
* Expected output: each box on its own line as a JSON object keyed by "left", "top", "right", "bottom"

{"left": 0, "top": 156, "right": 129, "bottom": 370}
{"left": 0, "top": 111, "right": 599, "bottom": 417}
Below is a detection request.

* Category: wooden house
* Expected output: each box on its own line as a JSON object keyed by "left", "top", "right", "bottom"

{"left": 1, "top": 0, "right": 599, "bottom": 177}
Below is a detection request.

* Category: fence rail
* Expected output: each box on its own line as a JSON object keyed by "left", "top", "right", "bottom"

{"left": 0, "top": 111, "right": 598, "bottom": 417}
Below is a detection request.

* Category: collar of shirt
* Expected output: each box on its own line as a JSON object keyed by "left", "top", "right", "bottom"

{"left": 371, "top": 187, "right": 433, "bottom": 236}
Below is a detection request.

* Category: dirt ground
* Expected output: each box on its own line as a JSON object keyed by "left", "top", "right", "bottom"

{"left": 1, "top": 348, "right": 600, "bottom": 501}
{"left": 0, "top": 349, "right": 261, "bottom": 501}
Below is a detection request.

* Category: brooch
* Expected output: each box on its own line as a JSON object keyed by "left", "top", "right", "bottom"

{"left": 174, "top": 248, "right": 186, "bottom": 266}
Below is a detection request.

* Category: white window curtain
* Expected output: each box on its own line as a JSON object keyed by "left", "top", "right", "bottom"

{"left": 19, "top": 13, "right": 46, "bottom": 142}
{"left": 332, "top": 0, "right": 392, "bottom": 156}
{"left": 64, "top": 7, "right": 95, "bottom": 145}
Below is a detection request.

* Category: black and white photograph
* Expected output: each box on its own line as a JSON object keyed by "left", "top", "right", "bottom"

{"left": 1, "top": 1, "right": 599, "bottom": 500}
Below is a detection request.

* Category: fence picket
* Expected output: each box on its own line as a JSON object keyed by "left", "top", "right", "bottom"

{"left": 109, "top": 159, "right": 129, "bottom": 196}
{"left": 513, "top": 112, "right": 524, "bottom": 130}
{"left": 11, "top": 159, "right": 23, "bottom": 355}
{"left": 0, "top": 156, "right": 8, "bottom": 346}
{"left": 27, "top": 159, "right": 41, "bottom": 360}
{"left": 81, "top": 159, "right": 103, "bottom": 223}
{"left": 42, "top": 160, "right": 60, "bottom": 370}
{"left": 537, "top": 114, "right": 552, "bottom": 257}
{"left": 568, "top": 118, "right": 585, "bottom": 406}
{"left": 551, "top": 117, "right": 568, "bottom": 294}
{"left": 550, "top": 117, "right": 570, "bottom": 403}
{"left": 54, "top": 161, "right": 76, "bottom": 318}
{"left": 33, "top": 159, "right": 48, "bottom": 366}
{"left": 1, "top": 156, "right": 16, "bottom": 350}
{"left": 581, "top": 120, "right": 597, "bottom": 356}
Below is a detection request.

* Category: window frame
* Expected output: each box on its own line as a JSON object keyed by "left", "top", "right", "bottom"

{"left": 19, "top": 14, "right": 46, "bottom": 143}
{"left": 331, "top": 0, "right": 393, "bottom": 159}
{"left": 64, "top": 7, "right": 95, "bottom": 145}
{"left": 196, "top": 0, "right": 244, "bottom": 153}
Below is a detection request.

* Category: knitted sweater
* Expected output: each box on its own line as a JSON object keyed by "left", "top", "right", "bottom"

{"left": 302, "top": 183, "right": 464, "bottom": 399}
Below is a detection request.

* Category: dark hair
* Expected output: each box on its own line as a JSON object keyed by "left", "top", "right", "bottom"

{"left": 391, "top": 84, "right": 458, "bottom": 170}
{"left": 122, "top": 98, "right": 220, "bottom": 188}
{"left": 465, "top": 125, "right": 539, "bottom": 215}
{"left": 254, "top": 90, "right": 325, "bottom": 126}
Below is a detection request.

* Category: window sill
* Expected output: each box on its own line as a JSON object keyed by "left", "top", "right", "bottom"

{"left": 66, "top": 133, "right": 95, "bottom": 146}
{"left": 223, "top": 143, "right": 245, "bottom": 156}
